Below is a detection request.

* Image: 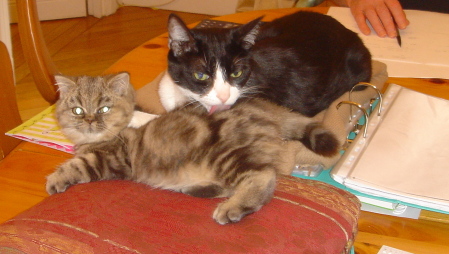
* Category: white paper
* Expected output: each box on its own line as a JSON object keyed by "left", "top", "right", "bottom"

{"left": 327, "top": 7, "right": 449, "bottom": 79}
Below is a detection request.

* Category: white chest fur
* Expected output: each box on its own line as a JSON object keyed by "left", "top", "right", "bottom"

{"left": 158, "top": 71, "right": 191, "bottom": 112}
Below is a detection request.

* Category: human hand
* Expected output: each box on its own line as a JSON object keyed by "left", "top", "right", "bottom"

{"left": 345, "top": 0, "right": 409, "bottom": 37}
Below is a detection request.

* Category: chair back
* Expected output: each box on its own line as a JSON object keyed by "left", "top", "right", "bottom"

{"left": 0, "top": 42, "right": 22, "bottom": 159}
{"left": 17, "top": 0, "right": 59, "bottom": 104}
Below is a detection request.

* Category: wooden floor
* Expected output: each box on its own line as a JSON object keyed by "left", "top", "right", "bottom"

{"left": 6, "top": 6, "right": 449, "bottom": 254}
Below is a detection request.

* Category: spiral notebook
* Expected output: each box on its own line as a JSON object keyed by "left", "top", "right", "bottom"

{"left": 331, "top": 83, "right": 449, "bottom": 213}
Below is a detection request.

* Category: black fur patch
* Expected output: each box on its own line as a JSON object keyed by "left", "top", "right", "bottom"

{"left": 300, "top": 124, "right": 340, "bottom": 157}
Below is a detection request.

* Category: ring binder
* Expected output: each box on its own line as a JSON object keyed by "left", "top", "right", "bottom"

{"left": 331, "top": 83, "right": 449, "bottom": 214}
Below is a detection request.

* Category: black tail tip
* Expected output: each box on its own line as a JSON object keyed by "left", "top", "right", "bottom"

{"left": 301, "top": 123, "right": 340, "bottom": 157}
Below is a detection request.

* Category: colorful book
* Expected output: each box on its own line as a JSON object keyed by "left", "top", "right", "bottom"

{"left": 6, "top": 105, "right": 74, "bottom": 154}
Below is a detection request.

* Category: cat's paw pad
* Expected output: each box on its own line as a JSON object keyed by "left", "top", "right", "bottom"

{"left": 213, "top": 201, "right": 256, "bottom": 225}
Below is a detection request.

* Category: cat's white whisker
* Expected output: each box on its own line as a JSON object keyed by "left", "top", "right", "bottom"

{"left": 177, "top": 98, "right": 198, "bottom": 109}
{"left": 103, "top": 127, "right": 128, "bottom": 147}
{"left": 239, "top": 86, "right": 262, "bottom": 100}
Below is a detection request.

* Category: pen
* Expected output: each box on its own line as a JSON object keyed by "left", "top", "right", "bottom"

{"left": 395, "top": 22, "right": 402, "bottom": 47}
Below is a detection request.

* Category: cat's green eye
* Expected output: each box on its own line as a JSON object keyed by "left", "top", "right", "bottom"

{"left": 98, "top": 106, "right": 110, "bottom": 114}
{"left": 72, "top": 107, "right": 84, "bottom": 115}
{"left": 230, "top": 70, "right": 243, "bottom": 78}
{"left": 193, "top": 72, "right": 210, "bottom": 81}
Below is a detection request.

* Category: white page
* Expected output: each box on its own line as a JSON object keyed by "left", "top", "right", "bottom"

{"left": 347, "top": 86, "right": 449, "bottom": 207}
{"left": 327, "top": 7, "right": 449, "bottom": 79}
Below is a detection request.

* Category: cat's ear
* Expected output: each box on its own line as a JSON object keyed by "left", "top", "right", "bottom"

{"left": 107, "top": 72, "right": 131, "bottom": 96}
{"left": 235, "top": 16, "right": 263, "bottom": 50}
{"left": 54, "top": 74, "right": 76, "bottom": 97}
{"left": 167, "top": 14, "right": 196, "bottom": 57}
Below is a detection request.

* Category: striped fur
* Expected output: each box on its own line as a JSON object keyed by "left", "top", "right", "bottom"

{"left": 47, "top": 73, "right": 339, "bottom": 224}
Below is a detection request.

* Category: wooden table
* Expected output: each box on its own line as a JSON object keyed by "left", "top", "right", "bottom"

{"left": 2, "top": 7, "right": 448, "bottom": 254}
{"left": 104, "top": 7, "right": 449, "bottom": 254}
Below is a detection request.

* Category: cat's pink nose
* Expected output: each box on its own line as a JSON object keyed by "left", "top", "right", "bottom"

{"left": 217, "top": 91, "right": 230, "bottom": 104}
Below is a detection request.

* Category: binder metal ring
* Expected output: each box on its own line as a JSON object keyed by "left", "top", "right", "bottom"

{"left": 350, "top": 82, "right": 383, "bottom": 116}
{"left": 336, "top": 101, "right": 369, "bottom": 138}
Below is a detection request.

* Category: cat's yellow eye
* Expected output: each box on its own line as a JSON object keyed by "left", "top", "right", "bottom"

{"left": 72, "top": 107, "right": 84, "bottom": 115}
{"left": 98, "top": 106, "right": 110, "bottom": 114}
{"left": 193, "top": 72, "right": 210, "bottom": 81}
{"left": 231, "top": 70, "right": 243, "bottom": 78}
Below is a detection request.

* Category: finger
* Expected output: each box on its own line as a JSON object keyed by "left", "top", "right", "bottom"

{"left": 364, "top": 9, "right": 387, "bottom": 37}
{"left": 386, "top": 0, "right": 409, "bottom": 29}
{"left": 376, "top": 5, "right": 398, "bottom": 37}
{"left": 351, "top": 9, "right": 372, "bottom": 35}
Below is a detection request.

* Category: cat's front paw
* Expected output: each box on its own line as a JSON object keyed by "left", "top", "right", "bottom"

{"left": 213, "top": 201, "right": 258, "bottom": 225}
{"left": 46, "top": 165, "right": 88, "bottom": 194}
{"left": 46, "top": 171, "right": 73, "bottom": 195}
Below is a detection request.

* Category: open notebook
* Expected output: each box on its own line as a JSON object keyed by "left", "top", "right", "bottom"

{"left": 331, "top": 83, "right": 449, "bottom": 213}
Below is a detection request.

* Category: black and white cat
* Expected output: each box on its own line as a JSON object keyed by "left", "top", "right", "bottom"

{"left": 159, "top": 11, "right": 372, "bottom": 117}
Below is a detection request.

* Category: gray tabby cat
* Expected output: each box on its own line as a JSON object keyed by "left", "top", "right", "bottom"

{"left": 47, "top": 72, "right": 339, "bottom": 224}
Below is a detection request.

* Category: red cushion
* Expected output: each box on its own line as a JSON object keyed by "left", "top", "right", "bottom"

{"left": 0, "top": 175, "right": 359, "bottom": 253}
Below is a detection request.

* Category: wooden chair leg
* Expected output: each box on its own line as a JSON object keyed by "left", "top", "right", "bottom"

{"left": 16, "top": 0, "right": 60, "bottom": 104}
{"left": 0, "top": 42, "right": 22, "bottom": 159}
